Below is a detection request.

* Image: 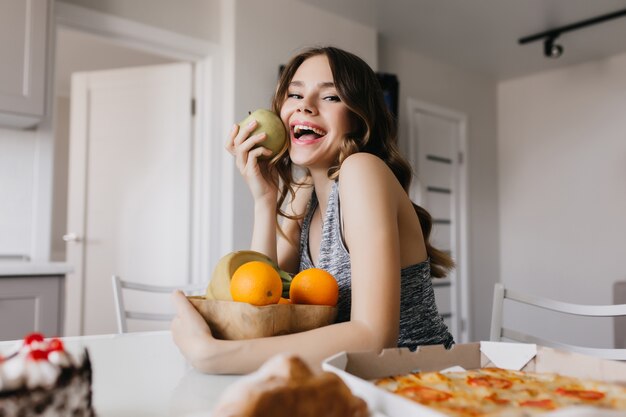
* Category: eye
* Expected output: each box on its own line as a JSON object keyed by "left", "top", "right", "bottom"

{"left": 323, "top": 95, "right": 341, "bottom": 102}
{"left": 287, "top": 93, "right": 302, "bottom": 99}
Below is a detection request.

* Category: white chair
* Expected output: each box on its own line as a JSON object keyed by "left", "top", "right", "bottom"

{"left": 112, "top": 275, "right": 205, "bottom": 333}
{"left": 490, "top": 283, "right": 626, "bottom": 361}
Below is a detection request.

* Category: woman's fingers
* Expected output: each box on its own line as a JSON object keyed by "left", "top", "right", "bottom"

{"left": 233, "top": 119, "right": 257, "bottom": 148}
{"left": 224, "top": 124, "right": 239, "bottom": 155}
{"left": 246, "top": 146, "right": 272, "bottom": 167}
{"left": 235, "top": 133, "right": 268, "bottom": 172}
{"left": 239, "top": 147, "right": 263, "bottom": 174}
{"left": 224, "top": 118, "right": 277, "bottom": 202}
{"left": 171, "top": 290, "right": 194, "bottom": 317}
{"left": 225, "top": 119, "right": 258, "bottom": 155}
{"left": 171, "top": 290, "right": 209, "bottom": 329}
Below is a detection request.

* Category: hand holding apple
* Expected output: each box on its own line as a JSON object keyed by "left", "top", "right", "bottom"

{"left": 238, "top": 109, "right": 287, "bottom": 159}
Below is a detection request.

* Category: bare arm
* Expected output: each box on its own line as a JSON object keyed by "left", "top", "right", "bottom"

{"left": 225, "top": 121, "right": 280, "bottom": 261}
{"left": 172, "top": 154, "right": 405, "bottom": 373}
{"left": 339, "top": 153, "right": 403, "bottom": 348}
{"left": 250, "top": 197, "right": 279, "bottom": 261}
{"left": 171, "top": 290, "right": 381, "bottom": 374}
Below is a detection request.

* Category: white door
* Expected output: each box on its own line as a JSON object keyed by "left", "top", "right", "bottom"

{"left": 65, "top": 63, "right": 194, "bottom": 336}
{"left": 406, "top": 98, "right": 469, "bottom": 343}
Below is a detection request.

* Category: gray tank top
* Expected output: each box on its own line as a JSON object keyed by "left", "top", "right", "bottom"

{"left": 299, "top": 181, "right": 454, "bottom": 350}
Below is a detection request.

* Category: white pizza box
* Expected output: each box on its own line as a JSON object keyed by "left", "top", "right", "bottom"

{"left": 322, "top": 341, "right": 626, "bottom": 417}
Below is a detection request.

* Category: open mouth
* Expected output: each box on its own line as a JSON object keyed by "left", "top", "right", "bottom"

{"left": 293, "top": 124, "right": 327, "bottom": 141}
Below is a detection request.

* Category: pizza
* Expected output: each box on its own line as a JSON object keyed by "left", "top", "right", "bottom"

{"left": 373, "top": 367, "right": 626, "bottom": 416}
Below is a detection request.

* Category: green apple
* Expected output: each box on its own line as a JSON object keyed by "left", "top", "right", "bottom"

{"left": 239, "top": 109, "right": 287, "bottom": 159}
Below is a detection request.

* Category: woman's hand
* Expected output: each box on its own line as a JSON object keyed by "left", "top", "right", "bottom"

{"left": 170, "top": 291, "right": 221, "bottom": 371}
{"left": 225, "top": 120, "right": 278, "bottom": 203}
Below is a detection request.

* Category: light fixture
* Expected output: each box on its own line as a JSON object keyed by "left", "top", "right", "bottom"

{"left": 519, "top": 8, "right": 626, "bottom": 59}
{"left": 543, "top": 36, "right": 563, "bottom": 59}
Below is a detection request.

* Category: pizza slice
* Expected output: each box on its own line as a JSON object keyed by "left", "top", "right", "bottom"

{"left": 374, "top": 367, "right": 626, "bottom": 417}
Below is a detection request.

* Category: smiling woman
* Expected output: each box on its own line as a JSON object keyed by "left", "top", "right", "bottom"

{"left": 279, "top": 55, "right": 353, "bottom": 169}
{"left": 171, "top": 46, "right": 454, "bottom": 375}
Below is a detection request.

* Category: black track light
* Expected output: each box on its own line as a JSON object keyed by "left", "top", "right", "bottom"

{"left": 519, "top": 8, "right": 626, "bottom": 59}
{"left": 543, "top": 36, "right": 563, "bottom": 58}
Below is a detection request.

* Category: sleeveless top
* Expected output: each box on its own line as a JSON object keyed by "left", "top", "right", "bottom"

{"left": 298, "top": 181, "right": 454, "bottom": 350}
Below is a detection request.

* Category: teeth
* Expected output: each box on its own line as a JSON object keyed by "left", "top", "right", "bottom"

{"left": 293, "top": 124, "right": 327, "bottom": 136}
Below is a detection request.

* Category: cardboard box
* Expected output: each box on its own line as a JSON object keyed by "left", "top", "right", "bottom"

{"left": 322, "top": 342, "right": 626, "bottom": 417}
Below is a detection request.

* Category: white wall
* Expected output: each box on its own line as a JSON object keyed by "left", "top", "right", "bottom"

{"left": 229, "top": 0, "right": 378, "bottom": 250}
{"left": 498, "top": 52, "right": 626, "bottom": 348}
{"left": 379, "top": 39, "right": 500, "bottom": 341}
{"left": 0, "top": 129, "right": 37, "bottom": 258}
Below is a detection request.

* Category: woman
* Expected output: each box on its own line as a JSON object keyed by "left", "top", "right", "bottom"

{"left": 171, "top": 46, "right": 454, "bottom": 374}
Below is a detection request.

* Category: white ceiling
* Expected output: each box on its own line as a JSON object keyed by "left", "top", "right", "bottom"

{"left": 55, "top": 2, "right": 626, "bottom": 85}
{"left": 299, "top": 0, "right": 626, "bottom": 80}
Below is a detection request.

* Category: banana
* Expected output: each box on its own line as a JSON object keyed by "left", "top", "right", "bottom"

{"left": 204, "top": 284, "right": 215, "bottom": 300}
{"left": 208, "top": 250, "right": 292, "bottom": 300}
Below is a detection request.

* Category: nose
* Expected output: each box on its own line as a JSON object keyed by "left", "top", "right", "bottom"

{"left": 297, "top": 97, "right": 316, "bottom": 115}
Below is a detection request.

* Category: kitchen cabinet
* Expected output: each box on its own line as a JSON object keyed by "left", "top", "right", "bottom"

{"left": 0, "top": 0, "right": 50, "bottom": 129}
{"left": 0, "top": 263, "right": 70, "bottom": 341}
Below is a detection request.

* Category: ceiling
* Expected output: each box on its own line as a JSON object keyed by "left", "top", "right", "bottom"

{"left": 299, "top": 0, "right": 626, "bottom": 80}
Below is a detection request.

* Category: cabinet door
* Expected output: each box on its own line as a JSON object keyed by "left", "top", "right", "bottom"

{"left": 0, "top": 276, "right": 64, "bottom": 341}
{"left": 0, "top": 0, "right": 49, "bottom": 128}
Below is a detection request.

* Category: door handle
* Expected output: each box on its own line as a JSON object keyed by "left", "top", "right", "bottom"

{"left": 63, "top": 233, "right": 82, "bottom": 242}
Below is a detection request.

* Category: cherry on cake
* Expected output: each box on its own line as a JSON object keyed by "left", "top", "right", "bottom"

{"left": 0, "top": 333, "right": 94, "bottom": 416}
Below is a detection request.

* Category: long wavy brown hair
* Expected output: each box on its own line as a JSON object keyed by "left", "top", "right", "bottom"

{"left": 268, "top": 46, "right": 454, "bottom": 278}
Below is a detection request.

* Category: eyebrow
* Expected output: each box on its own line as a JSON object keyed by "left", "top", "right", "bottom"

{"left": 289, "top": 81, "right": 335, "bottom": 88}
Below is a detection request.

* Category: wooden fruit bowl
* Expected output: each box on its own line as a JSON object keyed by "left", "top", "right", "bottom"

{"left": 187, "top": 296, "right": 338, "bottom": 340}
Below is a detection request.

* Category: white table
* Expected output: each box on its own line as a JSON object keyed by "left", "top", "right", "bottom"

{"left": 0, "top": 331, "right": 240, "bottom": 417}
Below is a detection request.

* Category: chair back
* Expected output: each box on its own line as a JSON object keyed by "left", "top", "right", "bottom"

{"left": 490, "top": 283, "right": 626, "bottom": 361}
{"left": 112, "top": 275, "right": 205, "bottom": 333}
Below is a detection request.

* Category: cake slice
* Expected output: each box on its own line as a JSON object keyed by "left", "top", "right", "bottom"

{"left": 0, "top": 333, "right": 94, "bottom": 416}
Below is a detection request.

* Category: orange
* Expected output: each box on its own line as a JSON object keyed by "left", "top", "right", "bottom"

{"left": 289, "top": 268, "right": 339, "bottom": 306}
{"left": 278, "top": 297, "right": 291, "bottom": 305}
{"left": 230, "top": 261, "right": 282, "bottom": 306}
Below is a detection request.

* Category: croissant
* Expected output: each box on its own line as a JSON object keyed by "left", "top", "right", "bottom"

{"left": 212, "top": 354, "right": 368, "bottom": 417}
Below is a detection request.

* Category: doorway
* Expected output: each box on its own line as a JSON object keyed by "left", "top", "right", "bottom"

{"left": 406, "top": 98, "right": 470, "bottom": 343}
{"left": 51, "top": 27, "right": 177, "bottom": 262}
{"left": 52, "top": 4, "right": 217, "bottom": 336}
{"left": 54, "top": 28, "right": 193, "bottom": 336}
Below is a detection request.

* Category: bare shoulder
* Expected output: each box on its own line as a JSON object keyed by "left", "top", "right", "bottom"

{"left": 339, "top": 153, "right": 399, "bottom": 192}
{"left": 340, "top": 152, "right": 388, "bottom": 171}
